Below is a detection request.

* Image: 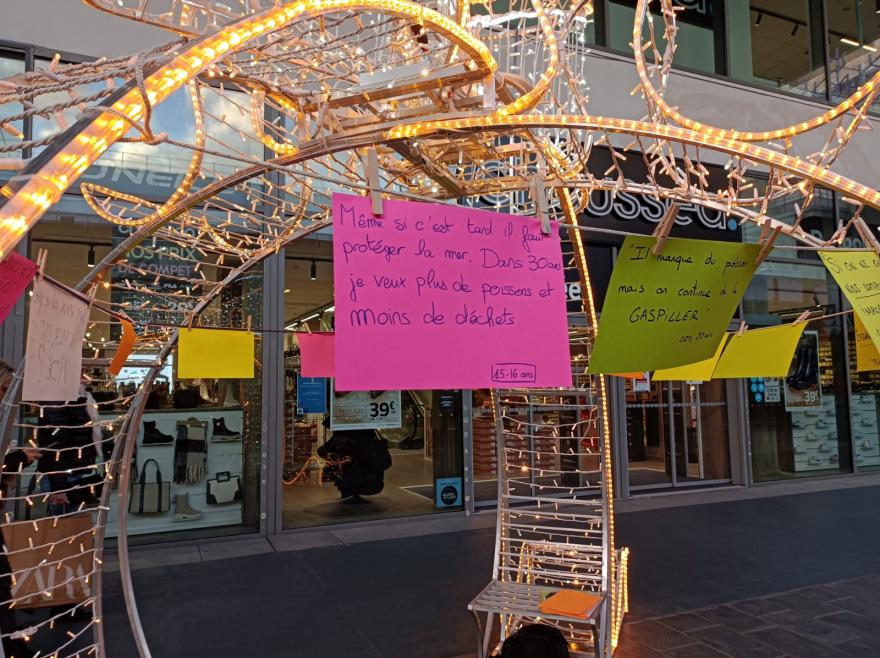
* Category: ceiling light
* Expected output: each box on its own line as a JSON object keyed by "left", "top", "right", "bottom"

{"left": 284, "top": 288, "right": 291, "bottom": 293}
{"left": 755, "top": 12, "right": 762, "bottom": 26}
{"left": 309, "top": 260, "right": 317, "bottom": 280}
{"left": 841, "top": 37, "right": 861, "bottom": 47}
{"left": 87, "top": 245, "right": 95, "bottom": 268}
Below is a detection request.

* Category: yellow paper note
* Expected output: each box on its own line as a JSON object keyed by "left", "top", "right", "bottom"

{"left": 178, "top": 328, "right": 255, "bottom": 379}
{"left": 588, "top": 236, "right": 759, "bottom": 373}
{"left": 654, "top": 333, "right": 730, "bottom": 381}
{"left": 712, "top": 323, "right": 806, "bottom": 379}
{"left": 819, "top": 251, "right": 880, "bottom": 352}
{"left": 855, "top": 313, "right": 880, "bottom": 372}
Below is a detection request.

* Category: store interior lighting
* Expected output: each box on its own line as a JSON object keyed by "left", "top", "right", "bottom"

{"left": 755, "top": 12, "right": 763, "bottom": 26}
{"left": 309, "top": 260, "right": 317, "bottom": 280}
{"left": 87, "top": 245, "right": 95, "bottom": 268}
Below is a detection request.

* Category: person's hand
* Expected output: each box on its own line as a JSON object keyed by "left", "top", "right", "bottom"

{"left": 49, "top": 493, "right": 69, "bottom": 506}
{"left": 21, "top": 448, "right": 40, "bottom": 462}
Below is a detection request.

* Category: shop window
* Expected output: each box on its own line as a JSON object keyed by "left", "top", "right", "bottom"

{"left": 281, "top": 242, "right": 465, "bottom": 528}
{"left": 727, "top": 1, "right": 827, "bottom": 100}
{"left": 826, "top": 0, "right": 880, "bottom": 104}
{"left": 743, "top": 264, "right": 852, "bottom": 481}
{"left": 24, "top": 216, "right": 263, "bottom": 540}
{"left": 608, "top": 0, "right": 724, "bottom": 75}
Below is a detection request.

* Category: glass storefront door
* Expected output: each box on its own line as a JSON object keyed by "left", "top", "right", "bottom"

{"left": 625, "top": 378, "right": 731, "bottom": 489}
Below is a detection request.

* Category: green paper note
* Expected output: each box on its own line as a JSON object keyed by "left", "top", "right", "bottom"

{"left": 588, "top": 236, "right": 760, "bottom": 373}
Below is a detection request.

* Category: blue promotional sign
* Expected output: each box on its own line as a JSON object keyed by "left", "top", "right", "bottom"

{"left": 435, "top": 477, "right": 462, "bottom": 508}
{"left": 296, "top": 374, "right": 327, "bottom": 414}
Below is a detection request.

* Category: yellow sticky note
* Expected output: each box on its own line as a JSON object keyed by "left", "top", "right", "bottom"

{"left": 654, "top": 333, "right": 730, "bottom": 381}
{"left": 588, "top": 236, "right": 759, "bottom": 373}
{"left": 712, "top": 323, "right": 806, "bottom": 379}
{"left": 855, "top": 313, "right": 880, "bottom": 372}
{"left": 820, "top": 251, "right": 880, "bottom": 352}
{"left": 178, "top": 328, "right": 255, "bottom": 379}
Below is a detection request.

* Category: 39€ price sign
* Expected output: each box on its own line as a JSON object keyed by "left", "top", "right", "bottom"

{"left": 330, "top": 385, "right": 402, "bottom": 431}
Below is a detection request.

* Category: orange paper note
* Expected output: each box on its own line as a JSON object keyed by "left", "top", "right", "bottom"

{"left": 109, "top": 319, "right": 136, "bottom": 377}
{"left": 539, "top": 589, "right": 602, "bottom": 619}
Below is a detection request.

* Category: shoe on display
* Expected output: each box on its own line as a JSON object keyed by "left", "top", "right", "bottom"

{"left": 817, "top": 443, "right": 832, "bottom": 453}
{"left": 212, "top": 417, "right": 241, "bottom": 442}
{"left": 862, "top": 417, "right": 876, "bottom": 426}
{"left": 857, "top": 453, "right": 866, "bottom": 463}
{"left": 804, "top": 433, "right": 819, "bottom": 442}
{"left": 173, "top": 493, "right": 203, "bottom": 521}
{"left": 142, "top": 420, "right": 174, "bottom": 445}
{"left": 829, "top": 453, "right": 839, "bottom": 463}
{"left": 814, "top": 419, "right": 828, "bottom": 429}
{"left": 807, "top": 456, "right": 822, "bottom": 465}
{"left": 794, "top": 446, "right": 806, "bottom": 455}
{"left": 791, "top": 421, "right": 806, "bottom": 430}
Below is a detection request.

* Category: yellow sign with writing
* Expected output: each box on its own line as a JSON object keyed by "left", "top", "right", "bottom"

{"left": 712, "top": 323, "right": 806, "bottom": 379}
{"left": 854, "top": 313, "right": 880, "bottom": 372}
{"left": 653, "top": 333, "right": 730, "bottom": 381}
{"left": 819, "top": 250, "right": 880, "bottom": 353}
{"left": 178, "top": 328, "right": 255, "bottom": 379}
{"left": 588, "top": 236, "right": 760, "bottom": 373}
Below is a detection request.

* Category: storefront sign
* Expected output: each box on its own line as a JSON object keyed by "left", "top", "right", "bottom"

{"left": 22, "top": 279, "right": 90, "bottom": 401}
{"left": 0, "top": 252, "right": 37, "bottom": 324}
{"left": 654, "top": 334, "right": 729, "bottom": 382}
{"left": 820, "top": 251, "right": 880, "bottom": 352}
{"left": 632, "top": 373, "right": 651, "bottom": 392}
{"left": 713, "top": 323, "right": 806, "bottom": 379}
{"left": 435, "top": 477, "right": 462, "bottom": 508}
{"left": 332, "top": 193, "right": 572, "bottom": 390}
{"left": 854, "top": 314, "right": 880, "bottom": 372}
{"left": 330, "top": 386, "right": 402, "bottom": 430}
{"left": 783, "top": 331, "right": 822, "bottom": 410}
{"left": 763, "top": 378, "right": 782, "bottom": 404}
{"left": 178, "top": 328, "right": 255, "bottom": 379}
{"left": 296, "top": 374, "right": 327, "bottom": 414}
{"left": 589, "top": 236, "right": 759, "bottom": 373}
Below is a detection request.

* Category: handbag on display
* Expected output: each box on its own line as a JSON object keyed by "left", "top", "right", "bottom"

{"left": 206, "top": 471, "right": 242, "bottom": 505}
{"left": 129, "top": 458, "right": 171, "bottom": 514}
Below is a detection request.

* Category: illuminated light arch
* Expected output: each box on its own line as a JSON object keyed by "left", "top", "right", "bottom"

{"left": 632, "top": 0, "right": 880, "bottom": 144}
{"left": 0, "top": 0, "right": 498, "bottom": 259}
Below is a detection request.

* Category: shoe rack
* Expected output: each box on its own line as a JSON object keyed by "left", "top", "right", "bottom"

{"left": 851, "top": 394, "right": 880, "bottom": 467}
{"left": 790, "top": 395, "right": 839, "bottom": 472}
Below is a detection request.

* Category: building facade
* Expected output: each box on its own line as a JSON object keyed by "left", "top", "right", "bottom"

{"left": 2, "top": 0, "right": 880, "bottom": 542}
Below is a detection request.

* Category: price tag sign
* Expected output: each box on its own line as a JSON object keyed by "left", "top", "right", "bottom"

{"left": 330, "top": 384, "right": 402, "bottom": 430}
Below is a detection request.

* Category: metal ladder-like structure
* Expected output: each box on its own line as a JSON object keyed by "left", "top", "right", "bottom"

{"left": 469, "top": 387, "right": 622, "bottom": 657}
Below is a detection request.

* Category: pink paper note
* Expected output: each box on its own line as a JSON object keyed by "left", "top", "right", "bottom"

{"left": 332, "top": 193, "right": 572, "bottom": 390}
{"left": 297, "top": 332, "right": 336, "bottom": 377}
{"left": 0, "top": 252, "right": 37, "bottom": 324}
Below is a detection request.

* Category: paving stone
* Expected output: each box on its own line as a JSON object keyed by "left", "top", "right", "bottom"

{"left": 695, "top": 605, "right": 772, "bottom": 633}
{"left": 620, "top": 620, "right": 694, "bottom": 651}
{"left": 614, "top": 638, "right": 669, "bottom": 658}
{"left": 763, "top": 592, "right": 843, "bottom": 618}
{"left": 729, "top": 597, "right": 788, "bottom": 618}
{"left": 763, "top": 609, "right": 858, "bottom": 646}
{"left": 796, "top": 584, "right": 853, "bottom": 603}
{"left": 748, "top": 627, "right": 851, "bottom": 658}
{"left": 658, "top": 613, "right": 717, "bottom": 633}
{"left": 819, "top": 610, "right": 880, "bottom": 641}
{"left": 688, "top": 626, "right": 783, "bottom": 658}
{"left": 832, "top": 637, "right": 880, "bottom": 657}
{"left": 829, "top": 596, "right": 880, "bottom": 619}
{"left": 664, "top": 643, "right": 733, "bottom": 658}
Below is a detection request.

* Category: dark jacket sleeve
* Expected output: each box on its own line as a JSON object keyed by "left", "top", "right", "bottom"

{"left": 2, "top": 450, "right": 29, "bottom": 474}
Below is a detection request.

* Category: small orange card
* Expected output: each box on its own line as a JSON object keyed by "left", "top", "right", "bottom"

{"left": 539, "top": 589, "right": 602, "bottom": 619}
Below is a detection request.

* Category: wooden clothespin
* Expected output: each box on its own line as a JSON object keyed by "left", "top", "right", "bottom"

{"left": 736, "top": 321, "right": 747, "bottom": 336}
{"left": 365, "top": 148, "right": 383, "bottom": 216}
{"left": 651, "top": 203, "right": 680, "bottom": 255}
{"left": 534, "top": 162, "right": 550, "bottom": 235}
{"left": 36, "top": 249, "right": 48, "bottom": 280}
{"left": 482, "top": 74, "right": 496, "bottom": 110}
{"left": 246, "top": 315, "right": 252, "bottom": 333}
{"left": 854, "top": 217, "right": 880, "bottom": 255}
{"left": 186, "top": 311, "right": 196, "bottom": 331}
{"left": 794, "top": 310, "right": 812, "bottom": 324}
{"left": 755, "top": 224, "right": 783, "bottom": 266}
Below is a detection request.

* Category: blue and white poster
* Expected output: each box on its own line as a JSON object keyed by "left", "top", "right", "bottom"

{"left": 435, "top": 477, "right": 462, "bottom": 508}
{"left": 296, "top": 374, "right": 327, "bottom": 414}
